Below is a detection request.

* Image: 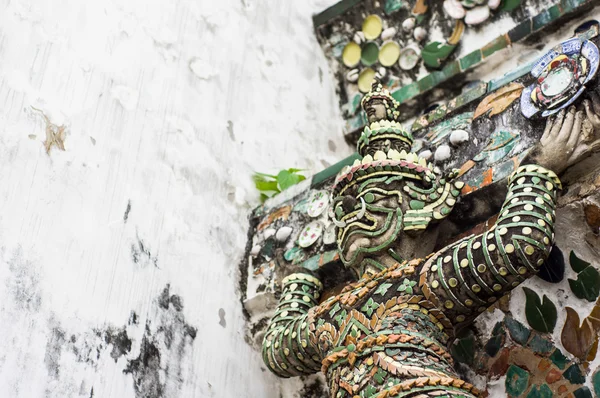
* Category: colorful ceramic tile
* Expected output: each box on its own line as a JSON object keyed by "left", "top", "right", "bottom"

{"left": 473, "top": 131, "right": 519, "bottom": 165}
{"left": 307, "top": 190, "right": 330, "bottom": 218}
{"left": 521, "top": 38, "right": 600, "bottom": 118}
{"left": 505, "top": 365, "right": 530, "bottom": 396}
{"left": 298, "top": 221, "right": 323, "bottom": 248}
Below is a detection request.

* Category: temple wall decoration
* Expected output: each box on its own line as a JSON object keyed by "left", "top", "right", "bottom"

{"left": 243, "top": 2, "right": 600, "bottom": 396}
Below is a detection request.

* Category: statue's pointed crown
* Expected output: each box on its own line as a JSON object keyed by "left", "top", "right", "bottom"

{"left": 356, "top": 80, "right": 414, "bottom": 156}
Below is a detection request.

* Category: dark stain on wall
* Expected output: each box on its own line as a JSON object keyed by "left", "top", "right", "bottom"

{"left": 131, "top": 232, "right": 159, "bottom": 268}
{"left": 123, "top": 284, "right": 197, "bottom": 398}
{"left": 124, "top": 200, "right": 132, "bottom": 223}
{"left": 44, "top": 326, "right": 66, "bottom": 379}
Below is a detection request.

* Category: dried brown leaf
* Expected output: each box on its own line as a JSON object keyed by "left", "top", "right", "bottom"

{"left": 474, "top": 82, "right": 524, "bottom": 119}
{"left": 561, "top": 307, "right": 595, "bottom": 360}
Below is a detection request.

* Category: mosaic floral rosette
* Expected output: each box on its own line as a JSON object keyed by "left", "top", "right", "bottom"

{"left": 521, "top": 37, "right": 599, "bottom": 118}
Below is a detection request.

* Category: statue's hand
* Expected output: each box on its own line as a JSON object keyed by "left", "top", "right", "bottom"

{"left": 532, "top": 96, "right": 600, "bottom": 174}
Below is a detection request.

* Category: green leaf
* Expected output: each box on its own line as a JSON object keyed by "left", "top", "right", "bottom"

{"left": 286, "top": 168, "right": 304, "bottom": 173}
{"left": 259, "top": 193, "right": 270, "bottom": 203}
{"left": 570, "top": 250, "right": 591, "bottom": 273}
{"left": 523, "top": 287, "right": 557, "bottom": 334}
{"left": 569, "top": 266, "right": 600, "bottom": 302}
{"left": 252, "top": 173, "right": 279, "bottom": 193}
{"left": 277, "top": 169, "right": 305, "bottom": 191}
{"left": 501, "top": 0, "right": 522, "bottom": 11}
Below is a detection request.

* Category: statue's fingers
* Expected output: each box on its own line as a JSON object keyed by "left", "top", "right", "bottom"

{"left": 590, "top": 90, "right": 600, "bottom": 114}
{"left": 577, "top": 118, "right": 594, "bottom": 146}
{"left": 540, "top": 115, "right": 554, "bottom": 146}
{"left": 567, "top": 110, "right": 584, "bottom": 149}
{"left": 584, "top": 99, "right": 600, "bottom": 131}
{"left": 557, "top": 106, "right": 576, "bottom": 145}
{"left": 568, "top": 144, "right": 589, "bottom": 167}
{"left": 549, "top": 109, "right": 565, "bottom": 139}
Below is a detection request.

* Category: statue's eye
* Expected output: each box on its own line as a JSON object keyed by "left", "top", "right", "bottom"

{"left": 364, "top": 193, "right": 375, "bottom": 203}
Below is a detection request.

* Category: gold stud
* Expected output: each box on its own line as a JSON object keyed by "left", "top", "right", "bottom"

{"left": 472, "top": 284, "right": 481, "bottom": 293}
{"left": 445, "top": 301, "right": 454, "bottom": 309}
{"left": 432, "top": 280, "right": 439, "bottom": 288}
{"left": 456, "top": 315, "right": 466, "bottom": 322}
{"left": 493, "top": 284, "right": 502, "bottom": 291}
{"left": 525, "top": 246, "right": 535, "bottom": 255}
{"left": 465, "top": 299, "right": 473, "bottom": 306}
{"left": 505, "top": 244, "right": 514, "bottom": 254}
{"left": 518, "top": 267, "right": 527, "bottom": 275}
{"left": 512, "top": 216, "right": 521, "bottom": 222}
{"left": 473, "top": 242, "right": 481, "bottom": 249}
{"left": 488, "top": 244, "right": 496, "bottom": 252}
{"left": 477, "top": 264, "right": 486, "bottom": 273}
{"left": 499, "top": 227, "right": 508, "bottom": 235}
{"left": 522, "top": 227, "right": 532, "bottom": 235}
{"left": 460, "top": 259, "right": 469, "bottom": 268}
{"left": 499, "top": 267, "right": 508, "bottom": 276}
{"left": 431, "top": 264, "right": 438, "bottom": 272}
{"left": 449, "top": 278, "right": 458, "bottom": 287}
{"left": 444, "top": 256, "right": 452, "bottom": 263}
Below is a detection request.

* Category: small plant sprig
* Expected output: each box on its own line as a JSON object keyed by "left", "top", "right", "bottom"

{"left": 253, "top": 168, "right": 306, "bottom": 203}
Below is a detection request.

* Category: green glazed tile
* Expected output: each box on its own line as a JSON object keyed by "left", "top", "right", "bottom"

{"left": 312, "top": 0, "right": 362, "bottom": 27}
{"left": 547, "top": 4, "right": 561, "bottom": 20}
{"left": 563, "top": 364, "right": 585, "bottom": 384}
{"left": 505, "top": 317, "right": 530, "bottom": 345}
{"left": 384, "top": 0, "right": 405, "bottom": 14}
{"left": 532, "top": 9, "right": 553, "bottom": 31}
{"left": 451, "top": 333, "right": 475, "bottom": 365}
{"left": 505, "top": 365, "right": 530, "bottom": 396}
{"left": 593, "top": 369, "right": 600, "bottom": 397}
{"left": 442, "top": 60, "right": 461, "bottom": 79}
{"left": 392, "top": 83, "right": 420, "bottom": 103}
{"left": 311, "top": 152, "right": 361, "bottom": 187}
{"left": 508, "top": 19, "right": 532, "bottom": 43}
{"left": 573, "top": 387, "right": 592, "bottom": 398}
{"left": 426, "top": 104, "right": 448, "bottom": 124}
{"left": 484, "top": 334, "right": 504, "bottom": 357}
{"left": 418, "top": 74, "right": 436, "bottom": 93}
{"left": 460, "top": 50, "right": 482, "bottom": 71}
{"left": 482, "top": 35, "right": 510, "bottom": 58}
{"left": 549, "top": 349, "right": 569, "bottom": 370}
{"left": 488, "top": 60, "right": 534, "bottom": 92}
{"left": 527, "top": 334, "right": 554, "bottom": 354}
{"left": 526, "top": 384, "right": 553, "bottom": 398}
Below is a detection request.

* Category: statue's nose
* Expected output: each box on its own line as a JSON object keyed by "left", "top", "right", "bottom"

{"left": 342, "top": 196, "right": 357, "bottom": 213}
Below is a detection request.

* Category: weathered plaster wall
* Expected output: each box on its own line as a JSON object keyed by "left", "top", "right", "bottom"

{"left": 0, "top": 0, "right": 349, "bottom": 397}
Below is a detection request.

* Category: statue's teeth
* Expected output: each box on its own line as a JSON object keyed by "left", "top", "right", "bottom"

{"left": 371, "top": 122, "right": 381, "bottom": 130}
{"left": 428, "top": 162, "right": 434, "bottom": 170}
{"left": 362, "top": 154, "right": 373, "bottom": 164}
{"left": 418, "top": 157, "right": 427, "bottom": 167}
{"left": 399, "top": 150, "right": 408, "bottom": 160}
{"left": 374, "top": 151, "right": 387, "bottom": 161}
{"left": 388, "top": 149, "right": 401, "bottom": 160}
{"left": 407, "top": 153, "right": 418, "bottom": 163}
{"left": 341, "top": 165, "right": 351, "bottom": 174}
{"left": 353, "top": 159, "right": 361, "bottom": 167}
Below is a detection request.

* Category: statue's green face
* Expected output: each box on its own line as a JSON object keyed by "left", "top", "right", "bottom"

{"left": 333, "top": 175, "right": 406, "bottom": 277}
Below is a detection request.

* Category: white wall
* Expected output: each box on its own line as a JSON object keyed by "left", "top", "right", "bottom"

{"left": 0, "top": 0, "right": 348, "bottom": 397}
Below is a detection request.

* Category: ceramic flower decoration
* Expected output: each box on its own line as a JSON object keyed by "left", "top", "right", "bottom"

{"left": 443, "top": 0, "right": 502, "bottom": 25}
{"left": 521, "top": 37, "right": 599, "bottom": 119}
